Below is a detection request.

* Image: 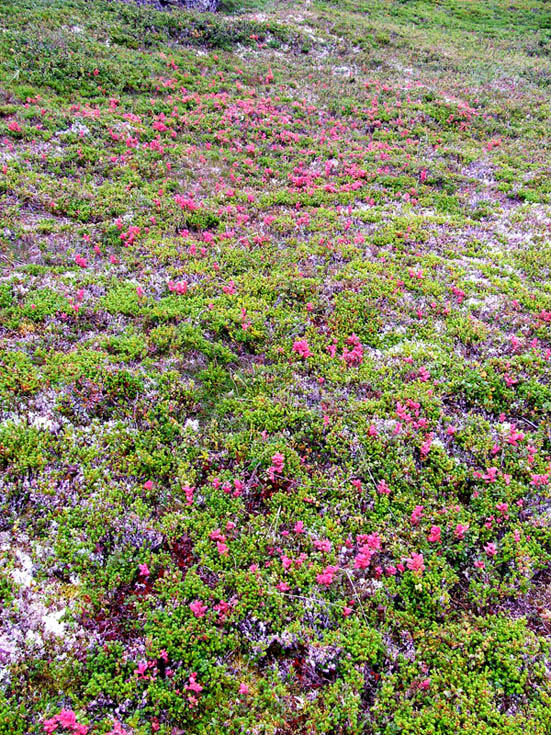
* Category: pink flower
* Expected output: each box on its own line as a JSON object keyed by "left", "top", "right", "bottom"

{"left": 420, "top": 433, "right": 434, "bottom": 457}
{"left": 327, "top": 340, "right": 337, "bottom": 357}
{"left": 268, "top": 452, "right": 285, "bottom": 481}
{"left": 135, "top": 661, "right": 150, "bottom": 680}
{"left": 316, "top": 565, "right": 338, "bottom": 586}
{"left": 293, "top": 520, "right": 305, "bottom": 534}
{"left": 507, "top": 428, "right": 524, "bottom": 446}
{"left": 216, "top": 540, "right": 229, "bottom": 555}
{"left": 411, "top": 505, "right": 424, "bottom": 525}
{"left": 174, "top": 193, "right": 198, "bottom": 211}
{"left": 483, "top": 467, "right": 499, "bottom": 483}
{"left": 189, "top": 599, "right": 207, "bottom": 618}
{"left": 427, "top": 526, "right": 441, "bottom": 543}
{"left": 43, "top": 709, "right": 88, "bottom": 735}
{"left": 138, "top": 563, "right": 150, "bottom": 577}
{"left": 43, "top": 719, "right": 58, "bottom": 735}
{"left": 271, "top": 452, "right": 285, "bottom": 472}
{"left": 313, "top": 539, "right": 332, "bottom": 553}
{"left": 281, "top": 555, "right": 293, "bottom": 571}
{"left": 406, "top": 552, "right": 425, "bottom": 574}
{"left": 362, "top": 532, "right": 382, "bottom": 551}
{"left": 184, "top": 484, "right": 194, "bottom": 506}
{"left": 342, "top": 333, "right": 363, "bottom": 367}
{"left": 484, "top": 542, "right": 497, "bottom": 557}
{"left": 168, "top": 280, "right": 188, "bottom": 295}
{"left": 292, "top": 339, "right": 312, "bottom": 359}
{"left": 185, "top": 672, "right": 203, "bottom": 693}
{"left": 59, "top": 710, "right": 78, "bottom": 729}
{"left": 454, "top": 523, "right": 469, "bottom": 540}
{"left": 354, "top": 547, "right": 373, "bottom": 569}
{"left": 239, "top": 682, "right": 250, "bottom": 695}
{"left": 377, "top": 479, "right": 390, "bottom": 496}
{"left": 418, "top": 366, "right": 430, "bottom": 382}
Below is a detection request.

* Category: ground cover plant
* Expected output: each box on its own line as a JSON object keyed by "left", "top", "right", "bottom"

{"left": 1, "top": 0, "right": 551, "bottom": 732}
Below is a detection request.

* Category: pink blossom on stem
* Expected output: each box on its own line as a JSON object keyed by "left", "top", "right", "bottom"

{"left": 189, "top": 600, "right": 207, "bottom": 618}
{"left": 377, "top": 479, "right": 390, "bottom": 496}
{"left": 454, "top": 523, "right": 469, "bottom": 540}
{"left": 316, "top": 565, "right": 338, "bottom": 585}
{"left": 411, "top": 505, "right": 424, "bottom": 525}
{"left": 342, "top": 334, "right": 363, "bottom": 367}
{"left": 406, "top": 552, "right": 425, "bottom": 574}
{"left": 354, "top": 546, "right": 374, "bottom": 569}
{"left": 292, "top": 339, "right": 312, "bottom": 359}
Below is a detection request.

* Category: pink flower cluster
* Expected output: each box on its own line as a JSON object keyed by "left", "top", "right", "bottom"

{"left": 183, "top": 484, "right": 194, "bottom": 506}
{"left": 209, "top": 527, "right": 229, "bottom": 555}
{"left": 268, "top": 452, "right": 285, "bottom": 481}
{"left": 43, "top": 710, "right": 88, "bottom": 735}
{"left": 406, "top": 552, "right": 425, "bottom": 573}
{"left": 342, "top": 334, "right": 363, "bottom": 367}
{"left": 354, "top": 532, "right": 382, "bottom": 569}
{"left": 168, "top": 280, "right": 188, "bottom": 294}
{"left": 316, "top": 565, "right": 339, "bottom": 585}
{"left": 190, "top": 599, "right": 207, "bottom": 618}
{"left": 174, "top": 193, "right": 198, "bottom": 211}
{"left": 410, "top": 505, "right": 424, "bottom": 525}
{"left": 292, "top": 339, "right": 312, "bottom": 359}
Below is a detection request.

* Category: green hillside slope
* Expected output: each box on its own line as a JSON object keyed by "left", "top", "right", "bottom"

{"left": 1, "top": 1, "right": 551, "bottom": 733}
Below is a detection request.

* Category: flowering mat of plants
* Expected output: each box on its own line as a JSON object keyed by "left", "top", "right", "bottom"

{"left": 1, "top": 0, "right": 551, "bottom": 732}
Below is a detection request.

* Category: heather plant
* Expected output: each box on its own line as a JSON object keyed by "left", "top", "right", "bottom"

{"left": 1, "top": 0, "right": 551, "bottom": 733}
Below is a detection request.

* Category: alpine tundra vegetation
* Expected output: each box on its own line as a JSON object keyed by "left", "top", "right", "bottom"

{"left": 1, "top": 0, "right": 551, "bottom": 733}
